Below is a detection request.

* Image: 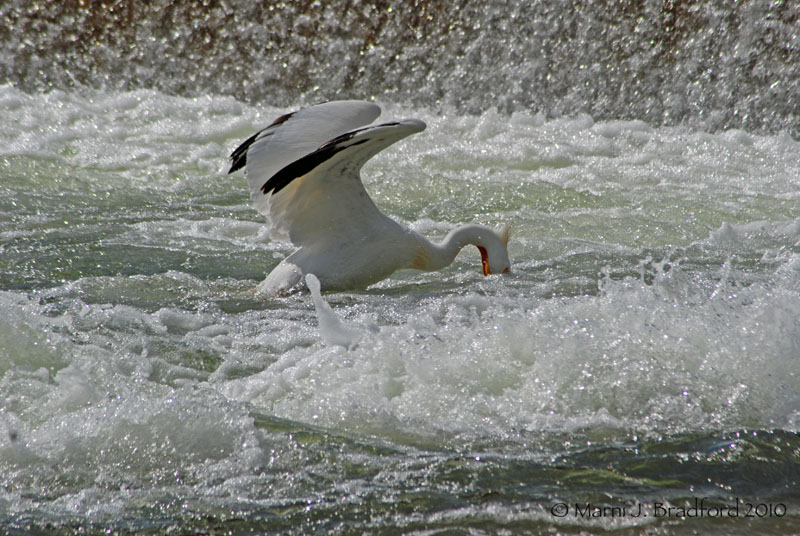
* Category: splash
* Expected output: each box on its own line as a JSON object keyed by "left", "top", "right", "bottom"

{"left": 306, "top": 274, "right": 362, "bottom": 350}
{"left": 1, "top": 1, "right": 797, "bottom": 135}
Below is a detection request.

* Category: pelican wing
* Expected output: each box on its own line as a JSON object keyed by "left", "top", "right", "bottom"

{"left": 230, "top": 102, "right": 425, "bottom": 247}
{"left": 229, "top": 100, "right": 380, "bottom": 235}
{"left": 263, "top": 119, "right": 426, "bottom": 246}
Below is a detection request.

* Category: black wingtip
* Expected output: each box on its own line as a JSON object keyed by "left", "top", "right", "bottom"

{"left": 228, "top": 112, "right": 296, "bottom": 174}
{"left": 228, "top": 131, "right": 258, "bottom": 174}
{"left": 228, "top": 159, "right": 245, "bottom": 174}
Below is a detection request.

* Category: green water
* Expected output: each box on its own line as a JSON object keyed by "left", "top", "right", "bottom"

{"left": 1, "top": 87, "right": 799, "bottom": 535}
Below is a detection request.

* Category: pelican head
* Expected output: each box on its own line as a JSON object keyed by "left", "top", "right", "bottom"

{"left": 476, "top": 223, "right": 512, "bottom": 276}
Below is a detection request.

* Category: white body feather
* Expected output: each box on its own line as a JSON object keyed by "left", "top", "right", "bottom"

{"left": 229, "top": 101, "right": 511, "bottom": 295}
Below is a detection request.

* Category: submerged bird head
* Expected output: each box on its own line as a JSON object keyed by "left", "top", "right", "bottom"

{"left": 476, "top": 223, "right": 512, "bottom": 276}
{"left": 423, "top": 223, "right": 512, "bottom": 276}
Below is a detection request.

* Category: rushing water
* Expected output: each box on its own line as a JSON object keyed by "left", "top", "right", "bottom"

{"left": 3, "top": 0, "right": 799, "bottom": 135}
{"left": 2, "top": 2, "right": 800, "bottom": 535}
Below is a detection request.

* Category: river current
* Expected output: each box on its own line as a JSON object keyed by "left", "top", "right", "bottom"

{"left": 1, "top": 1, "right": 799, "bottom": 535}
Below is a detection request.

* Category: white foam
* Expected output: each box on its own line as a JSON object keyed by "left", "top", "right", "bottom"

{"left": 208, "top": 256, "right": 800, "bottom": 439}
{"left": 306, "top": 274, "right": 362, "bottom": 350}
{"left": 156, "top": 308, "right": 214, "bottom": 333}
{"left": 705, "top": 218, "right": 800, "bottom": 247}
{"left": 3, "top": 90, "right": 800, "bottom": 523}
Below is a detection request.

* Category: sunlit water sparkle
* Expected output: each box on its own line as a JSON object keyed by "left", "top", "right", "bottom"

{"left": 2, "top": 84, "right": 798, "bottom": 535}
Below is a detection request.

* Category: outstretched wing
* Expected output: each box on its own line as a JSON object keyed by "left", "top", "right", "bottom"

{"left": 229, "top": 101, "right": 426, "bottom": 247}
{"left": 263, "top": 119, "right": 426, "bottom": 247}
{"left": 229, "top": 100, "right": 380, "bottom": 230}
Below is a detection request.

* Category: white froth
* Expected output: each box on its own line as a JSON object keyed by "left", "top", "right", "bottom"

{"left": 212, "top": 258, "right": 800, "bottom": 439}
{"left": 306, "top": 274, "right": 362, "bottom": 350}
{"left": 2, "top": 88, "right": 800, "bottom": 524}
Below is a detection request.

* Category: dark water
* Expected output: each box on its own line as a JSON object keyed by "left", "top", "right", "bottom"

{"left": 2, "top": 0, "right": 798, "bottom": 135}
{"left": 3, "top": 426, "right": 800, "bottom": 535}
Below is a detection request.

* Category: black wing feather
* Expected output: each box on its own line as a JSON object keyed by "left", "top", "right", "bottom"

{"left": 262, "top": 138, "right": 368, "bottom": 195}
{"left": 260, "top": 122, "right": 399, "bottom": 196}
{"left": 228, "top": 130, "right": 261, "bottom": 173}
{"left": 228, "top": 112, "right": 295, "bottom": 174}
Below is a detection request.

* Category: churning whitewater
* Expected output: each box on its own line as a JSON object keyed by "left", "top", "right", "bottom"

{"left": 1, "top": 0, "right": 799, "bottom": 532}
{"left": 2, "top": 85, "right": 799, "bottom": 534}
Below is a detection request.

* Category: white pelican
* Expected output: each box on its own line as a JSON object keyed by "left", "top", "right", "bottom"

{"left": 228, "top": 100, "right": 511, "bottom": 295}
